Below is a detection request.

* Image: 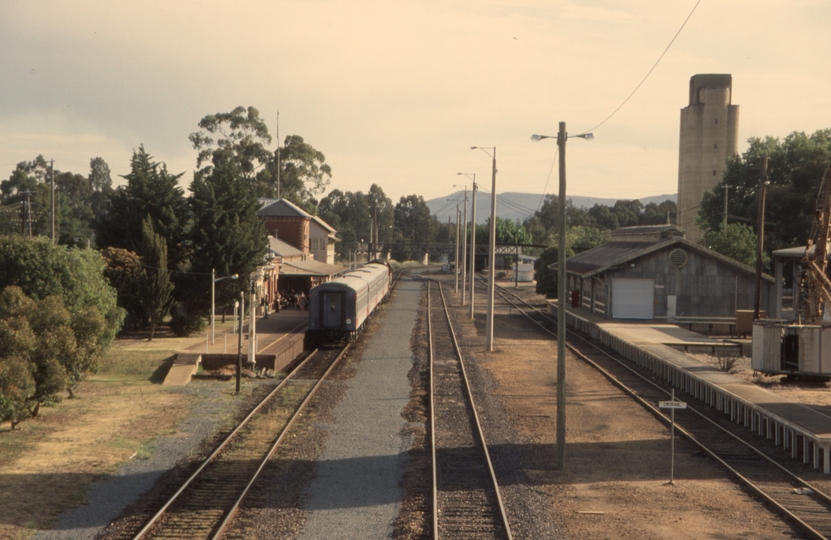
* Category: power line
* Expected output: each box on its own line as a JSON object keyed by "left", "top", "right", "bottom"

{"left": 533, "top": 1, "right": 702, "bottom": 214}
{"left": 584, "top": 0, "right": 702, "bottom": 133}
{"left": 537, "top": 147, "right": 559, "bottom": 212}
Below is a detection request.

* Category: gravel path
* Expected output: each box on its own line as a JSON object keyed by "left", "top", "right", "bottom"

{"left": 31, "top": 380, "right": 270, "bottom": 540}
{"left": 297, "top": 279, "right": 422, "bottom": 540}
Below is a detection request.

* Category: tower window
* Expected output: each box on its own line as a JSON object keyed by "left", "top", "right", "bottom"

{"left": 715, "top": 118, "right": 719, "bottom": 124}
{"left": 714, "top": 143, "right": 718, "bottom": 149}
{"left": 713, "top": 170, "right": 717, "bottom": 176}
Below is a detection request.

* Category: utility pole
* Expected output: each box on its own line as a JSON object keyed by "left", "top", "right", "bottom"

{"left": 721, "top": 184, "right": 731, "bottom": 225}
{"left": 469, "top": 180, "right": 477, "bottom": 320}
{"left": 454, "top": 206, "right": 460, "bottom": 293}
{"left": 556, "top": 121, "right": 567, "bottom": 470}
{"left": 485, "top": 149, "right": 497, "bottom": 351}
{"left": 276, "top": 111, "right": 281, "bottom": 200}
{"left": 20, "top": 191, "right": 34, "bottom": 236}
{"left": 754, "top": 154, "right": 769, "bottom": 319}
{"left": 515, "top": 240, "right": 519, "bottom": 289}
{"left": 50, "top": 159, "right": 56, "bottom": 244}
{"left": 236, "top": 291, "right": 244, "bottom": 394}
{"left": 461, "top": 186, "right": 468, "bottom": 306}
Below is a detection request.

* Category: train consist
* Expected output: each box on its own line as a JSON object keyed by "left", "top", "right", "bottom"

{"left": 305, "top": 262, "right": 392, "bottom": 348}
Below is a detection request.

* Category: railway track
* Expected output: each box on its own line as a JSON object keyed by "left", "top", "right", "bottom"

{"left": 127, "top": 345, "right": 349, "bottom": 540}
{"left": 491, "top": 283, "right": 831, "bottom": 539}
{"left": 427, "top": 279, "right": 512, "bottom": 539}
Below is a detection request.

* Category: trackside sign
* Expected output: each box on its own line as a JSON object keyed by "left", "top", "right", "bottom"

{"left": 659, "top": 400, "right": 687, "bottom": 409}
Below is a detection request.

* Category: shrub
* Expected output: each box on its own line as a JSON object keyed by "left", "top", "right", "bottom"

{"left": 170, "top": 313, "right": 205, "bottom": 337}
{"left": 717, "top": 355, "right": 738, "bottom": 373}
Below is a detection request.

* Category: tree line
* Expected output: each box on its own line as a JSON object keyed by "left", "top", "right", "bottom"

{"left": 697, "top": 129, "right": 831, "bottom": 267}
{"left": 529, "top": 128, "right": 831, "bottom": 298}
{"left": 0, "top": 106, "right": 335, "bottom": 428}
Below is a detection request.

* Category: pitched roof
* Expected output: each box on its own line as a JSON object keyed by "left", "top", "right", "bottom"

{"left": 609, "top": 224, "right": 684, "bottom": 242}
{"left": 267, "top": 235, "right": 304, "bottom": 259}
{"left": 259, "top": 199, "right": 339, "bottom": 239}
{"left": 310, "top": 214, "right": 337, "bottom": 234}
{"left": 558, "top": 235, "right": 773, "bottom": 281}
{"left": 279, "top": 259, "right": 346, "bottom": 277}
{"left": 259, "top": 198, "right": 311, "bottom": 218}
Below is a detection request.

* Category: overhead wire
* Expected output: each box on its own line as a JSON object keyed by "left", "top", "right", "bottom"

{"left": 535, "top": 0, "right": 702, "bottom": 212}
{"left": 584, "top": 0, "right": 702, "bottom": 134}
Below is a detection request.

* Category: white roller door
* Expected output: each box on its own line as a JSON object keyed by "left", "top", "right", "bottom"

{"left": 611, "top": 278, "right": 654, "bottom": 319}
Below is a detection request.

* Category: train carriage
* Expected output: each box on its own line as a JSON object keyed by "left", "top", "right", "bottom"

{"left": 306, "top": 262, "right": 391, "bottom": 347}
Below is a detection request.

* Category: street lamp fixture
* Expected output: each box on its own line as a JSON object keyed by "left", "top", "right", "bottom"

{"left": 531, "top": 122, "right": 594, "bottom": 471}
{"left": 212, "top": 269, "right": 239, "bottom": 345}
{"left": 470, "top": 146, "right": 497, "bottom": 351}
{"left": 531, "top": 132, "right": 594, "bottom": 142}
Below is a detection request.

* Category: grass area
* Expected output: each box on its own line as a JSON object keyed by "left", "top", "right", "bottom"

{"left": 0, "top": 319, "right": 240, "bottom": 540}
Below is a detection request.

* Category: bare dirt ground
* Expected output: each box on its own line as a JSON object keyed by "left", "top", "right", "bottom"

{"left": 0, "top": 324, "right": 252, "bottom": 540}
{"left": 447, "top": 278, "right": 801, "bottom": 539}
{"left": 4, "top": 274, "right": 828, "bottom": 540}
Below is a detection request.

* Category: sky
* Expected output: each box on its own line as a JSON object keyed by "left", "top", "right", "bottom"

{"left": 1, "top": 1, "right": 830, "bottom": 212}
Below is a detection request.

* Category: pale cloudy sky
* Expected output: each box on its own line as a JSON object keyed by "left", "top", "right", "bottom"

{"left": 1, "top": 1, "right": 829, "bottom": 208}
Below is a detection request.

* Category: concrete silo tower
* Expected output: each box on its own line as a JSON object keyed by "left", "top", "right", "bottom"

{"left": 677, "top": 74, "right": 739, "bottom": 243}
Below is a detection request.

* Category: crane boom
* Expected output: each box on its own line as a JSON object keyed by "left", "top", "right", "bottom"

{"left": 800, "top": 166, "right": 831, "bottom": 323}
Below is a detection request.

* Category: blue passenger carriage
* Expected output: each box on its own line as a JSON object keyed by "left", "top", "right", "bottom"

{"left": 306, "top": 262, "right": 391, "bottom": 347}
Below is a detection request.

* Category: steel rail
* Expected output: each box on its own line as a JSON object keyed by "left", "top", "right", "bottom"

{"left": 132, "top": 347, "right": 342, "bottom": 540}
{"left": 132, "top": 350, "right": 320, "bottom": 540}
{"left": 492, "top": 284, "right": 831, "bottom": 540}
{"left": 427, "top": 282, "right": 439, "bottom": 539}
{"left": 429, "top": 279, "right": 514, "bottom": 539}
{"left": 213, "top": 344, "right": 351, "bottom": 539}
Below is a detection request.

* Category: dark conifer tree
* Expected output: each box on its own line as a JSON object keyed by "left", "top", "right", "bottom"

{"left": 94, "top": 146, "right": 191, "bottom": 270}
{"left": 185, "top": 159, "right": 268, "bottom": 314}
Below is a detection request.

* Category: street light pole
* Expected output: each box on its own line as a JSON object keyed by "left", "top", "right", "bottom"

{"left": 531, "top": 124, "right": 594, "bottom": 471}
{"left": 460, "top": 172, "right": 477, "bottom": 319}
{"left": 248, "top": 268, "right": 262, "bottom": 370}
{"left": 454, "top": 205, "right": 460, "bottom": 293}
{"left": 556, "top": 122, "right": 568, "bottom": 470}
{"left": 471, "top": 146, "right": 497, "bottom": 351}
{"left": 461, "top": 186, "right": 468, "bottom": 306}
{"left": 212, "top": 268, "right": 216, "bottom": 345}
{"left": 236, "top": 291, "right": 243, "bottom": 394}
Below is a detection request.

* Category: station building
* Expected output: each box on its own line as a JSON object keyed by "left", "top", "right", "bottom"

{"left": 259, "top": 198, "right": 340, "bottom": 264}
{"left": 556, "top": 224, "right": 773, "bottom": 322}
{"left": 258, "top": 199, "right": 345, "bottom": 301}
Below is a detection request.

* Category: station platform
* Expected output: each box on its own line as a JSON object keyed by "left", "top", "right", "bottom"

{"left": 163, "top": 309, "right": 308, "bottom": 386}
{"left": 549, "top": 301, "right": 831, "bottom": 474}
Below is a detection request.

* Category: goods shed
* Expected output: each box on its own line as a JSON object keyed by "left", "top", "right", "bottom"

{"left": 554, "top": 225, "right": 774, "bottom": 321}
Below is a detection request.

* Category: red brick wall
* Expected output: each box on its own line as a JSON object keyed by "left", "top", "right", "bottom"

{"left": 265, "top": 217, "right": 309, "bottom": 253}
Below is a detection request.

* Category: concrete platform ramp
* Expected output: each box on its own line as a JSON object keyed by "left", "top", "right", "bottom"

{"left": 163, "top": 353, "right": 201, "bottom": 386}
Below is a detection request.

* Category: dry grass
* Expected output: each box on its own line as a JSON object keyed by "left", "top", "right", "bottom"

{"left": 0, "top": 321, "right": 237, "bottom": 540}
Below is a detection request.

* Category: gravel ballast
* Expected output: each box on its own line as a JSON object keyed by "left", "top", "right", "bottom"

{"left": 296, "top": 279, "right": 422, "bottom": 539}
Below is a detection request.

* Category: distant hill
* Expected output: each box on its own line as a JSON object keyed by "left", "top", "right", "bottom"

{"left": 425, "top": 191, "right": 677, "bottom": 224}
